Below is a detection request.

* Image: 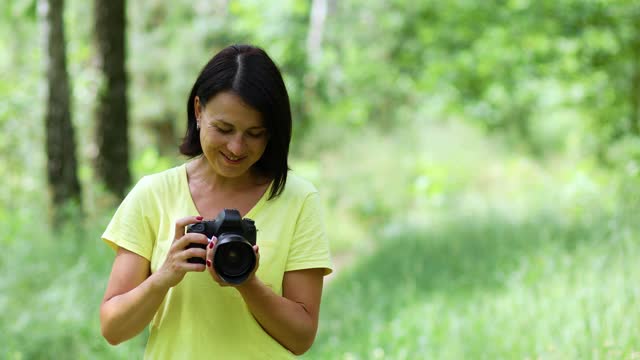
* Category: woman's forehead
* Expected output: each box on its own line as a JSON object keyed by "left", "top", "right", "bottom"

{"left": 204, "top": 92, "right": 264, "bottom": 127}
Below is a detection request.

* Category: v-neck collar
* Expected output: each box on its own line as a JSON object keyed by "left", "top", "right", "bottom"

{"left": 180, "top": 163, "right": 272, "bottom": 219}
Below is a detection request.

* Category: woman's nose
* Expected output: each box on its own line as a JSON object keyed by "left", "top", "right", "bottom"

{"left": 227, "top": 134, "right": 246, "bottom": 155}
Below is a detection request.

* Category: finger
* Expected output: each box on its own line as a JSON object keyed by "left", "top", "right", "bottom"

{"left": 173, "top": 215, "right": 204, "bottom": 242}
{"left": 173, "top": 233, "right": 209, "bottom": 250}
{"left": 254, "top": 244, "right": 260, "bottom": 261}
{"left": 206, "top": 236, "right": 217, "bottom": 264}
{"left": 206, "top": 261, "right": 225, "bottom": 285}
{"left": 205, "top": 237, "right": 216, "bottom": 273}
{"left": 206, "top": 238, "right": 226, "bottom": 283}
{"left": 182, "top": 262, "right": 207, "bottom": 273}
{"left": 252, "top": 245, "right": 260, "bottom": 274}
{"left": 181, "top": 247, "right": 207, "bottom": 262}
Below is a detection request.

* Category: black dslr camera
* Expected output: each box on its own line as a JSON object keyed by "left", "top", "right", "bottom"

{"left": 186, "top": 209, "right": 257, "bottom": 285}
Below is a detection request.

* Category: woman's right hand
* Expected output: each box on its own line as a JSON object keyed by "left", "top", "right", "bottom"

{"left": 155, "top": 216, "right": 209, "bottom": 289}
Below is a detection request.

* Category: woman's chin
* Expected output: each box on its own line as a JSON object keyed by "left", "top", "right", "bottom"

{"left": 215, "top": 162, "right": 251, "bottom": 178}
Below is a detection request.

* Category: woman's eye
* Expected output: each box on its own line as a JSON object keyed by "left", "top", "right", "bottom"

{"left": 248, "top": 131, "right": 265, "bottom": 138}
{"left": 216, "top": 127, "right": 232, "bottom": 134}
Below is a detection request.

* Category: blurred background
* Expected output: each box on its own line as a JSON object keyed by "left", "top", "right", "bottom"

{"left": 1, "top": 0, "right": 639, "bottom": 358}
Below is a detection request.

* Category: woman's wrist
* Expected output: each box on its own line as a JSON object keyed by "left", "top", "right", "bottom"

{"left": 148, "top": 272, "right": 173, "bottom": 293}
{"left": 235, "top": 275, "right": 262, "bottom": 295}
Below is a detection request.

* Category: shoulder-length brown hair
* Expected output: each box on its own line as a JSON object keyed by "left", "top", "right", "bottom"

{"left": 180, "top": 45, "right": 292, "bottom": 200}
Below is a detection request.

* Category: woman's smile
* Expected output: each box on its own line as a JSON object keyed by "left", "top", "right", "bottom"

{"left": 220, "top": 151, "right": 245, "bottom": 165}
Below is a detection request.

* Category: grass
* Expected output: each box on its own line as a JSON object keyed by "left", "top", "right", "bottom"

{"left": 3, "top": 199, "right": 637, "bottom": 359}
{"left": 0, "top": 208, "right": 147, "bottom": 359}
{"left": 307, "top": 207, "right": 640, "bottom": 359}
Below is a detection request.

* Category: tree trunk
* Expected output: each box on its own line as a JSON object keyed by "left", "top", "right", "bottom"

{"left": 40, "top": 0, "right": 83, "bottom": 219}
{"left": 94, "top": 0, "right": 130, "bottom": 198}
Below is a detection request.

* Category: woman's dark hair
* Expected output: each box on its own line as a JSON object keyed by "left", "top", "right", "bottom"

{"left": 180, "top": 44, "right": 292, "bottom": 200}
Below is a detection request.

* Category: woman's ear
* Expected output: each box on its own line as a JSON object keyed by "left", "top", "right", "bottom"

{"left": 194, "top": 96, "right": 202, "bottom": 125}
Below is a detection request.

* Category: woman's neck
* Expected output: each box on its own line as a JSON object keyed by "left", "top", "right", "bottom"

{"left": 187, "top": 156, "right": 263, "bottom": 194}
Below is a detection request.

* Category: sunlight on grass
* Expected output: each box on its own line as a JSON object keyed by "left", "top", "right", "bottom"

{"left": 308, "top": 209, "right": 639, "bottom": 359}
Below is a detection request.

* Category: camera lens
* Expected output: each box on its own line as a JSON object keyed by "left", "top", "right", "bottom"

{"left": 215, "top": 241, "right": 255, "bottom": 277}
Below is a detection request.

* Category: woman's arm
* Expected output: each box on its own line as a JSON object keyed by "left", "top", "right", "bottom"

{"left": 100, "top": 216, "right": 209, "bottom": 345}
{"left": 100, "top": 248, "right": 169, "bottom": 345}
{"left": 235, "top": 268, "right": 325, "bottom": 355}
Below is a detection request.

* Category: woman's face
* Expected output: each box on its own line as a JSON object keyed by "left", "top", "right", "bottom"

{"left": 195, "top": 91, "right": 268, "bottom": 180}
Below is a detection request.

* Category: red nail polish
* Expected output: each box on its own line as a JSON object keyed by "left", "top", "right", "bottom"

{"left": 196, "top": 216, "right": 203, "bottom": 221}
{"left": 206, "top": 260, "right": 212, "bottom": 267}
{"left": 208, "top": 241, "right": 214, "bottom": 249}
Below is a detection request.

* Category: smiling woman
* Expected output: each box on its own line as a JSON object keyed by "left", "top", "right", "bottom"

{"left": 99, "top": 45, "right": 333, "bottom": 359}
{"left": 194, "top": 92, "right": 269, "bottom": 182}
{"left": 180, "top": 45, "right": 292, "bottom": 201}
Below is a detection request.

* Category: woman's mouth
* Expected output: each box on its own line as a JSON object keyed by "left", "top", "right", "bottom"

{"left": 221, "top": 152, "right": 244, "bottom": 164}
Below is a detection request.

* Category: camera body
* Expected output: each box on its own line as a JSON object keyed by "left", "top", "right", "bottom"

{"left": 186, "top": 208, "right": 257, "bottom": 284}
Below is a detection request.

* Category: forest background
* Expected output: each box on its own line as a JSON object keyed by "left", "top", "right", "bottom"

{"left": 1, "top": 0, "right": 639, "bottom": 359}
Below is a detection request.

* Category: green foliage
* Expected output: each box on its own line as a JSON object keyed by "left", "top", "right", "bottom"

{"left": 2, "top": 0, "right": 640, "bottom": 357}
{"left": 306, "top": 0, "right": 640, "bottom": 163}
{"left": 131, "top": 147, "right": 178, "bottom": 181}
{"left": 5, "top": 0, "right": 639, "bottom": 209}
{"left": 0, "top": 204, "right": 146, "bottom": 359}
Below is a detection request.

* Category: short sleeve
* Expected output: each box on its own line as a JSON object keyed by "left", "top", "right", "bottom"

{"left": 101, "top": 176, "right": 157, "bottom": 260}
{"left": 285, "top": 192, "right": 333, "bottom": 275}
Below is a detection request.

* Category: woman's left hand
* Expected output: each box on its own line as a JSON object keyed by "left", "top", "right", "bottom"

{"left": 205, "top": 236, "right": 260, "bottom": 287}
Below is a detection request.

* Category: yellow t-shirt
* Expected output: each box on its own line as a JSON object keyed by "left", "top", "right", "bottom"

{"left": 102, "top": 164, "right": 333, "bottom": 359}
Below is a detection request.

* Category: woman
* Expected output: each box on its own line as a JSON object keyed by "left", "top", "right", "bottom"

{"left": 100, "top": 45, "right": 333, "bottom": 359}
